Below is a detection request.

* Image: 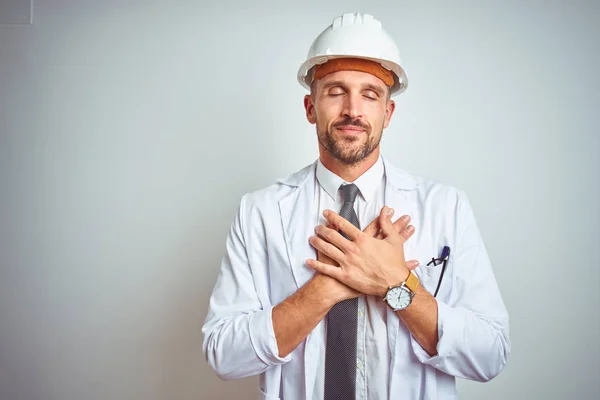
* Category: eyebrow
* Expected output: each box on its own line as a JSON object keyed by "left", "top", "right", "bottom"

{"left": 362, "top": 83, "right": 386, "bottom": 96}
{"left": 320, "top": 80, "right": 386, "bottom": 97}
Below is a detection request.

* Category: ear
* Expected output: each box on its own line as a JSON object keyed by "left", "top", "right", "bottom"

{"left": 382, "top": 99, "right": 396, "bottom": 129}
{"left": 304, "top": 94, "right": 317, "bottom": 124}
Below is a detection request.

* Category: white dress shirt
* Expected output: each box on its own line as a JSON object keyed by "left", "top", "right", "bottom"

{"left": 313, "top": 156, "right": 390, "bottom": 399}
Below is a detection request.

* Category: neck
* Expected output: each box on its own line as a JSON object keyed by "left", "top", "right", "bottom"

{"left": 319, "top": 146, "right": 380, "bottom": 182}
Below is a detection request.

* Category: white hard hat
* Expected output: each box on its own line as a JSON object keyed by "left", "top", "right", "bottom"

{"left": 297, "top": 12, "right": 408, "bottom": 96}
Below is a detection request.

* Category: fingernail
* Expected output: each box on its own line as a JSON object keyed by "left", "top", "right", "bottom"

{"left": 406, "top": 225, "right": 414, "bottom": 232}
{"left": 323, "top": 210, "right": 329, "bottom": 217}
{"left": 401, "top": 215, "right": 410, "bottom": 222}
{"left": 386, "top": 207, "right": 394, "bottom": 216}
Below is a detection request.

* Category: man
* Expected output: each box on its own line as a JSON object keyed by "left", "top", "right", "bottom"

{"left": 203, "top": 12, "right": 510, "bottom": 400}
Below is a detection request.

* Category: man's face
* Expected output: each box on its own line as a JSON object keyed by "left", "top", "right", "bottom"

{"left": 304, "top": 70, "right": 395, "bottom": 165}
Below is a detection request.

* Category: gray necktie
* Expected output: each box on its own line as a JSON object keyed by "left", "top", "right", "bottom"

{"left": 324, "top": 183, "right": 360, "bottom": 400}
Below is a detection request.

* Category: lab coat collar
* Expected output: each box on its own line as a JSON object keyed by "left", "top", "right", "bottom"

{"left": 315, "top": 156, "right": 384, "bottom": 203}
{"left": 277, "top": 155, "right": 418, "bottom": 191}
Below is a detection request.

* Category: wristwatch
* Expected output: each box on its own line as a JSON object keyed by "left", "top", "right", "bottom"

{"left": 383, "top": 271, "right": 420, "bottom": 311}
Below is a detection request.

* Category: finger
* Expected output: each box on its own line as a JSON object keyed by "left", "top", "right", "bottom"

{"left": 306, "top": 258, "right": 344, "bottom": 281}
{"left": 309, "top": 236, "right": 345, "bottom": 262}
{"left": 325, "top": 221, "right": 341, "bottom": 237}
{"left": 315, "top": 223, "right": 356, "bottom": 254}
{"left": 393, "top": 214, "right": 411, "bottom": 232}
{"left": 384, "top": 215, "right": 410, "bottom": 239}
{"left": 406, "top": 259, "right": 419, "bottom": 271}
{"left": 383, "top": 213, "right": 410, "bottom": 242}
{"left": 363, "top": 216, "right": 380, "bottom": 237}
{"left": 323, "top": 210, "right": 362, "bottom": 241}
{"left": 379, "top": 207, "right": 399, "bottom": 239}
{"left": 317, "top": 249, "right": 339, "bottom": 267}
{"left": 399, "top": 224, "right": 415, "bottom": 241}
{"left": 364, "top": 207, "right": 393, "bottom": 237}
{"left": 377, "top": 214, "right": 411, "bottom": 240}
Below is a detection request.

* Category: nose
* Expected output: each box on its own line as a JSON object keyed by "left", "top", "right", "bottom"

{"left": 341, "top": 92, "right": 363, "bottom": 120}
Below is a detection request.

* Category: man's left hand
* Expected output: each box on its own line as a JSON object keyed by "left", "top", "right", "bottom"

{"left": 307, "top": 206, "right": 413, "bottom": 297}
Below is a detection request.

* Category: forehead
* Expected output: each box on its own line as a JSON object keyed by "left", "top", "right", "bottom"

{"left": 314, "top": 70, "right": 388, "bottom": 91}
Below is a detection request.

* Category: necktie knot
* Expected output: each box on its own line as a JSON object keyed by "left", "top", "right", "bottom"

{"left": 340, "top": 183, "right": 360, "bottom": 205}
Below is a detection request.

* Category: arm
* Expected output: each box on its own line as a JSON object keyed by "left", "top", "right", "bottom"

{"left": 307, "top": 199, "right": 510, "bottom": 382}
{"left": 202, "top": 197, "right": 291, "bottom": 381}
{"left": 406, "top": 191, "right": 510, "bottom": 382}
{"left": 272, "top": 273, "right": 352, "bottom": 358}
{"left": 396, "top": 286, "right": 439, "bottom": 356}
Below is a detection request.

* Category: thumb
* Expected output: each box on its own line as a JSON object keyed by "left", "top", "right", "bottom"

{"left": 379, "top": 207, "right": 397, "bottom": 239}
{"left": 406, "top": 259, "right": 420, "bottom": 271}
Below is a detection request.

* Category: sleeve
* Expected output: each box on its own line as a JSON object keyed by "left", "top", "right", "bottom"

{"left": 410, "top": 190, "right": 511, "bottom": 382}
{"left": 201, "top": 195, "right": 292, "bottom": 381}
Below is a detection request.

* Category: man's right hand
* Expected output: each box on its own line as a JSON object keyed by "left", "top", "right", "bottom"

{"left": 313, "top": 207, "right": 419, "bottom": 304}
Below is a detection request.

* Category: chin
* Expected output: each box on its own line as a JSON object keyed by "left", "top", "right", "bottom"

{"left": 334, "top": 150, "right": 370, "bottom": 165}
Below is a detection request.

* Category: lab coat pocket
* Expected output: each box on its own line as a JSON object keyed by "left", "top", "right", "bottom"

{"left": 414, "top": 260, "right": 451, "bottom": 300}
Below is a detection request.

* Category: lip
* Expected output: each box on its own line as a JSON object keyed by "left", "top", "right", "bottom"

{"left": 335, "top": 125, "right": 365, "bottom": 133}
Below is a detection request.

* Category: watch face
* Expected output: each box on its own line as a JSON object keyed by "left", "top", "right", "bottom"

{"left": 386, "top": 286, "right": 412, "bottom": 310}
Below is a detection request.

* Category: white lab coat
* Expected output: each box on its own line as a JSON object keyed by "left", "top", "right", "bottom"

{"left": 202, "top": 157, "right": 510, "bottom": 400}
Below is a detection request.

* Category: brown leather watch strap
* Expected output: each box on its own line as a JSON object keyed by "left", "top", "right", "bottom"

{"left": 405, "top": 271, "right": 420, "bottom": 292}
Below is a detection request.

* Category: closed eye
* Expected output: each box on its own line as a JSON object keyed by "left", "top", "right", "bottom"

{"left": 363, "top": 90, "right": 379, "bottom": 100}
{"left": 328, "top": 88, "right": 345, "bottom": 97}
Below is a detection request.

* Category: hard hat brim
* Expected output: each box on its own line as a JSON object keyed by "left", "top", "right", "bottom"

{"left": 297, "top": 55, "right": 408, "bottom": 96}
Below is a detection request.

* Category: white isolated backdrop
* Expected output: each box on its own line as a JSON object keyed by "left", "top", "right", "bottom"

{"left": 1, "top": 1, "right": 598, "bottom": 399}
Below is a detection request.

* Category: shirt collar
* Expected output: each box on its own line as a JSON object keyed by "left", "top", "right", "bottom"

{"left": 316, "top": 155, "right": 384, "bottom": 203}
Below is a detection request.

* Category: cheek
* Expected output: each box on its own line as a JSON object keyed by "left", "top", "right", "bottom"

{"left": 314, "top": 105, "right": 340, "bottom": 126}
{"left": 366, "top": 111, "right": 387, "bottom": 130}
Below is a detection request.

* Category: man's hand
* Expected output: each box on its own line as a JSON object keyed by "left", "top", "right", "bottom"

{"left": 309, "top": 207, "right": 418, "bottom": 301}
{"left": 362, "top": 207, "right": 416, "bottom": 243}
{"left": 272, "top": 207, "right": 419, "bottom": 358}
{"left": 311, "top": 249, "right": 360, "bottom": 303}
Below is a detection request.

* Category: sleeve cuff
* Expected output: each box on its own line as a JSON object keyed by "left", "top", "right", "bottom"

{"left": 249, "top": 306, "right": 293, "bottom": 365}
{"left": 410, "top": 301, "right": 465, "bottom": 366}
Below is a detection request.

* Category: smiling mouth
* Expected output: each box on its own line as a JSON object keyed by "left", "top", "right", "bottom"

{"left": 335, "top": 125, "right": 366, "bottom": 133}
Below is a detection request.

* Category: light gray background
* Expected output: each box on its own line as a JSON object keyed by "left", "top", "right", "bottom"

{"left": 1, "top": 1, "right": 598, "bottom": 399}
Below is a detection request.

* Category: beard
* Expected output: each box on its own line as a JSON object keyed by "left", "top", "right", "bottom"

{"left": 316, "top": 116, "right": 383, "bottom": 165}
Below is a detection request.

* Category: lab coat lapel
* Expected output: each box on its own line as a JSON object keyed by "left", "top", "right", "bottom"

{"left": 277, "top": 161, "right": 322, "bottom": 399}
{"left": 277, "top": 162, "right": 319, "bottom": 290}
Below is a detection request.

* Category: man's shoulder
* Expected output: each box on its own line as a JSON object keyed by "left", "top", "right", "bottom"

{"left": 384, "top": 159, "right": 462, "bottom": 193}
{"left": 383, "top": 158, "right": 466, "bottom": 204}
{"left": 415, "top": 175, "right": 464, "bottom": 197}
{"left": 240, "top": 161, "right": 317, "bottom": 207}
